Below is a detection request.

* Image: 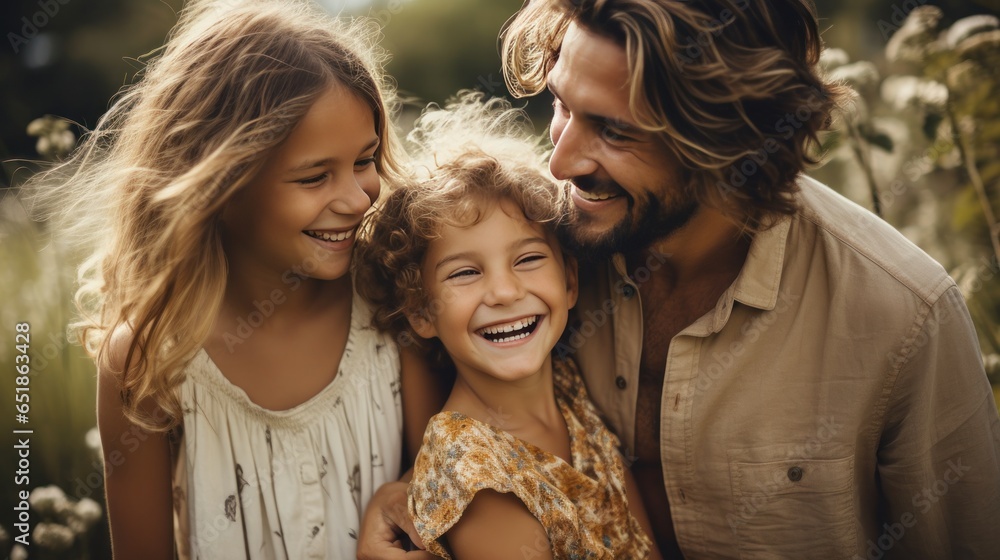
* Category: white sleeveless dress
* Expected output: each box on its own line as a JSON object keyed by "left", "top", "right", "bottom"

{"left": 171, "top": 290, "right": 402, "bottom": 559}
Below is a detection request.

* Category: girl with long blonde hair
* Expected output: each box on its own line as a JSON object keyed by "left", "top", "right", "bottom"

{"left": 29, "top": 1, "right": 427, "bottom": 557}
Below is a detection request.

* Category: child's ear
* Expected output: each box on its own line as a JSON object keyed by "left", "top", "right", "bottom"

{"left": 563, "top": 252, "right": 579, "bottom": 310}
{"left": 407, "top": 311, "right": 438, "bottom": 340}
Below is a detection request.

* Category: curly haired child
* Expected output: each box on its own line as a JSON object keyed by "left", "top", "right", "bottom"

{"left": 355, "top": 94, "right": 661, "bottom": 560}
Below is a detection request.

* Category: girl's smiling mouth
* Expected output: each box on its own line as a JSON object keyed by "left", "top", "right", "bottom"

{"left": 475, "top": 315, "right": 541, "bottom": 344}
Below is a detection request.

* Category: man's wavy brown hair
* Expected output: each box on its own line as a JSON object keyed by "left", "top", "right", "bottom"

{"left": 355, "top": 94, "right": 563, "bottom": 359}
{"left": 502, "top": 0, "right": 852, "bottom": 228}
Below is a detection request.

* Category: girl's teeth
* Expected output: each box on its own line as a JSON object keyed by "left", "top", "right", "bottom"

{"left": 492, "top": 332, "right": 530, "bottom": 343}
{"left": 480, "top": 316, "right": 537, "bottom": 335}
{"left": 306, "top": 229, "right": 354, "bottom": 242}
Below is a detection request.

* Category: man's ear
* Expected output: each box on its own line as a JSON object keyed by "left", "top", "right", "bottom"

{"left": 563, "top": 252, "right": 579, "bottom": 310}
{"left": 407, "top": 310, "right": 438, "bottom": 340}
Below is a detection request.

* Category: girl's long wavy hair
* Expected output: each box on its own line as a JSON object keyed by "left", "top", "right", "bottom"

{"left": 355, "top": 93, "right": 564, "bottom": 365}
{"left": 28, "top": 0, "right": 404, "bottom": 431}
{"left": 502, "top": 0, "right": 852, "bottom": 230}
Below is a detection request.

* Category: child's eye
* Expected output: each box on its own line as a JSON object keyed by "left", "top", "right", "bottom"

{"left": 296, "top": 172, "right": 328, "bottom": 186}
{"left": 516, "top": 254, "right": 547, "bottom": 266}
{"left": 355, "top": 157, "right": 376, "bottom": 169}
{"left": 446, "top": 269, "right": 479, "bottom": 280}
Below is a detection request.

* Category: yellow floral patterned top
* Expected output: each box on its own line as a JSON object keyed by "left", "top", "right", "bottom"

{"left": 408, "top": 357, "right": 653, "bottom": 559}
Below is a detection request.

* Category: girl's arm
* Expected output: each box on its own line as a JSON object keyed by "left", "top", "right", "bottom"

{"left": 623, "top": 460, "right": 664, "bottom": 560}
{"left": 446, "top": 490, "right": 552, "bottom": 560}
{"left": 400, "top": 344, "right": 450, "bottom": 467}
{"left": 96, "top": 332, "right": 175, "bottom": 560}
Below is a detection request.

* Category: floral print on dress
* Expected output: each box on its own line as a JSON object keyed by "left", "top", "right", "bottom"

{"left": 408, "top": 357, "right": 653, "bottom": 560}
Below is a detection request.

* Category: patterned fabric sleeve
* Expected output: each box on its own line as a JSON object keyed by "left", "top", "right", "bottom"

{"left": 552, "top": 357, "right": 654, "bottom": 560}
{"left": 408, "top": 412, "right": 584, "bottom": 559}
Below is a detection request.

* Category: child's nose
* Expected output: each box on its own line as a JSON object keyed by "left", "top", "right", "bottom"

{"left": 327, "top": 175, "right": 376, "bottom": 215}
{"left": 484, "top": 270, "right": 526, "bottom": 307}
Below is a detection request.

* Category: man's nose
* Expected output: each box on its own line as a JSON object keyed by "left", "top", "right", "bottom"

{"left": 549, "top": 117, "right": 599, "bottom": 181}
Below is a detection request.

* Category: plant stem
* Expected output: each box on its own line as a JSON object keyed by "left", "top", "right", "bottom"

{"left": 944, "top": 100, "right": 1000, "bottom": 265}
{"left": 846, "top": 121, "right": 883, "bottom": 217}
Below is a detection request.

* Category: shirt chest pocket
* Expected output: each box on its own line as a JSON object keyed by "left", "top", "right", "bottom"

{"left": 727, "top": 455, "right": 858, "bottom": 559}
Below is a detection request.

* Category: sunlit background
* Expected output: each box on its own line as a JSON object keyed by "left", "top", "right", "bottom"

{"left": 2, "top": 0, "right": 999, "bottom": 557}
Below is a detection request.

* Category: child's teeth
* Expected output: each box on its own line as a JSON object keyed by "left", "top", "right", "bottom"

{"left": 307, "top": 229, "right": 354, "bottom": 242}
{"left": 481, "top": 316, "right": 537, "bottom": 335}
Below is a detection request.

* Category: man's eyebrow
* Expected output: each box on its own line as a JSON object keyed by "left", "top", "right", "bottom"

{"left": 547, "top": 81, "right": 639, "bottom": 133}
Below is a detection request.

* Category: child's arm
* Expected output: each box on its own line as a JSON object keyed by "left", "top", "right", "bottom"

{"left": 400, "top": 345, "right": 450, "bottom": 467}
{"left": 445, "top": 490, "right": 552, "bottom": 560}
{"left": 96, "top": 331, "right": 175, "bottom": 560}
{"left": 623, "top": 460, "right": 664, "bottom": 560}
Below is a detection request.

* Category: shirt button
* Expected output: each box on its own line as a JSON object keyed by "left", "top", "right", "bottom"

{"left": 622, "top": 284, "right": 637, "bottom": 299}
{"left": 615, "top": 376, "right": 627, "bottom": 390}
{"left": 787, "top": 466, "right": 803, "bottom": 482}
{"left": 301, "top": 463, "right": 319, "bottom": 484}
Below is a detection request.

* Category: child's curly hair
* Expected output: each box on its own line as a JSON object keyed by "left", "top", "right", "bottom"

{"left": 355, "top": 92, "right": 565, "bottom": 360}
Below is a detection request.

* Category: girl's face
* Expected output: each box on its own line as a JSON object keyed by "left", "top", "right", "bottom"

{"left": 411, "top": 200, "right": 578, "bottom": 384}
{"left": 221, "top": 85, "right": 380, "bottom": 283}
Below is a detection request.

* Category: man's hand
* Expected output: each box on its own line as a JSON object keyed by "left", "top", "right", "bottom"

{"left": 357, "top": 481, "right": 436, "bottom": 559}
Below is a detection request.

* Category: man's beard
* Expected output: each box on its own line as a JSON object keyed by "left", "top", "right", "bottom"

{"left": 558, "top": 182, "right": 698, "bottom": 262}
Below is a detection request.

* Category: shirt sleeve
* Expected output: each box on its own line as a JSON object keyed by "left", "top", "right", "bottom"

{"left": 407, "top": 413, "right": 562, "bottom": 560}
{"left": 876, "top": 284, "right": 1000, "bottom": 558}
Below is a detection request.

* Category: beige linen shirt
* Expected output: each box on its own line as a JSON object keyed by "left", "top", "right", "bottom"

{"left": 565, "top": 176, "right": 1000, "bottom": 559}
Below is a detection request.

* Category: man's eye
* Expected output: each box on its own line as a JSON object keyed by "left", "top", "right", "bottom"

{"left": 601, "top": 127, "right": 632, "bottom": 142}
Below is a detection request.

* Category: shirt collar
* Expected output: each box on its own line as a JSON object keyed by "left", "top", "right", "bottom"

{"left": 731, "top": 216, "right": 791, "bottom": 312}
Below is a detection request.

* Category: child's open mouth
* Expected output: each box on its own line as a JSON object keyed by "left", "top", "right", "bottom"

{"left": 476, "top": 315, "right": 540, "bottom": 344}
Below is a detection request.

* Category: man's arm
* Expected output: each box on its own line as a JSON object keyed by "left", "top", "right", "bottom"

{"left": 877, "top": 285, "right": 1000, "bottom": 558}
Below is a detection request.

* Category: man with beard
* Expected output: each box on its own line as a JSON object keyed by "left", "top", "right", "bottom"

{"left": 358, "top": 1, "right": 1000, "bottom": 558}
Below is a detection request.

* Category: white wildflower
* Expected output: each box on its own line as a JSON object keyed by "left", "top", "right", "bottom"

{"left": 819, "top": 48, "right": 849, "bottom": 71}
{"left": 829, "top": 61, "right": 880, "bottom": 89}
{"left": 956, "top": 29, "right": 1000, "bottom": 60}
{"left": 26, "top": 117, "right": 47, "bottom": 136}
{"left": 946, "top": 15, "right": 999, "bottom": 48}
{"left": 947, "top": 60, "right": 979, "bottom": 92}
{"left": 886, "top": 6, "right": 943, "bottom": 63}
{"left": 11, "top": 543, "right": 28, "bottom": 560}
{"left": 85, "top": 426, "right": 102, "bottom": 452}
{"left": 75, "top": 498, "right": 104, "bottom": 529}
{"left": 29, "top": 485, "right": 68, "bottom": 516}
{"left": 880, "top": 75, "right": 948, "bottom": 112}
{"left": 984, "top": 354, "right": 1000, "bottom": 376}
{"left": 33, "top": 522, "right": 75, "bottom": 552}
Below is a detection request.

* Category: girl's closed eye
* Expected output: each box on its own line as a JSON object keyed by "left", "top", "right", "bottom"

{"left": 446, "top": 268, "right": 480, "bottom": 281}
{"left": 295, "top": 172, "right": 328, "bottom": 186}
{"left": 515, "top": 253, "right": 548, "bottom": 267}
{"left": 355, "top": 156, "right": 376, "bottom": 169}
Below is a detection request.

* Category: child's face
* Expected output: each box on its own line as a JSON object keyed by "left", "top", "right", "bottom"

{"left": 221, "top": 85, "right": 380, "bottom": 282}
{"left": 411, "top": 200, "right": 578, "bottom": 383}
